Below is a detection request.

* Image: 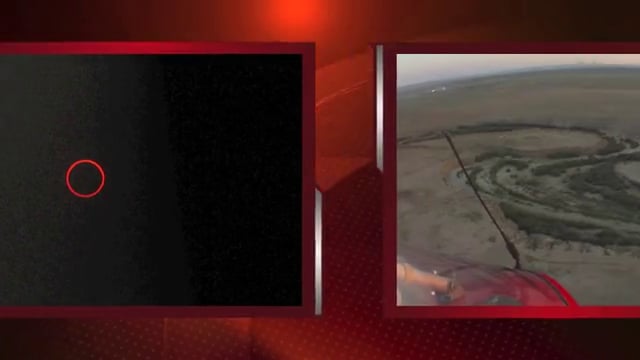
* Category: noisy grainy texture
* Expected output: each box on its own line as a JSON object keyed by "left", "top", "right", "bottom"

{"left": 0, "top": 54, "right": 303, "bottom": 306}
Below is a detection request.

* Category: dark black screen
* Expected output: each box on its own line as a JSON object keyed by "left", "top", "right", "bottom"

{"left": 0, "top": 54, "right": 303, "bottom": 306}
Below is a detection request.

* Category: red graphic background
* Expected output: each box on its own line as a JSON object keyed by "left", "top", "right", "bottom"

{"left": 2, "top": 0, "right": 640, "bottom": 359}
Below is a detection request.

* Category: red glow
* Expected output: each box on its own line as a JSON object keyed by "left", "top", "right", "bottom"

{"left": 66, "top": 159, "right": 106, "bottom": 199}
{"left": 267, "top": 0, "right": 326, "bottom": 36}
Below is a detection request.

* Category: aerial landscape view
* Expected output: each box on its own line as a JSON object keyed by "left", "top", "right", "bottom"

{"left": 396, "top": 54, "right": 640, "bottom": 305}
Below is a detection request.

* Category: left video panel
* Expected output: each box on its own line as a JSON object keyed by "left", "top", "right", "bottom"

{"left": 0, "top": 43, "right": 317, "bottom": 317}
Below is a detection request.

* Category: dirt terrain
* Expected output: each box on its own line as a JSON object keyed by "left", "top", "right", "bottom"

{"left": 397, "top": 67, "right": 640, "bottom": 305}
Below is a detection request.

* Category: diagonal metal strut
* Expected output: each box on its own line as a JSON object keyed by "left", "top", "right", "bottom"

{"left": 442, "top": 131, "right": 522, "bottom": 270}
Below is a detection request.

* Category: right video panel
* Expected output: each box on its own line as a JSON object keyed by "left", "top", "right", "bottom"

{"left": 382, "top": 44, "right": 640, "bottom": 317}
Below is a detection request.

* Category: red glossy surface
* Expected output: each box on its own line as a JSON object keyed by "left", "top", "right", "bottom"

{"left": 398, "top": 245, "right": 570, "bottom": 307}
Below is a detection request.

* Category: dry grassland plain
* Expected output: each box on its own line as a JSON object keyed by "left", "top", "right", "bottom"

{"left": 397, "top": 67, "right": 640, "bottom": 305}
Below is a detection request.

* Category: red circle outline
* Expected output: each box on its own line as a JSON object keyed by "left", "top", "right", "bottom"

{"left": 65, "top": 159, "right": 105, "bottom": 198}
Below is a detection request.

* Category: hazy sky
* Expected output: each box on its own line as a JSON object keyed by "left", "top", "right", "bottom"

{"left": 397, "top": 54, "right": 640, "bottom": 87}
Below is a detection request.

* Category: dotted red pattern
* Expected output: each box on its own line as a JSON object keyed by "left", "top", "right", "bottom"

{"left": 0, "top": 166, "right": 621, "bottom": 360}
{"left": 164, "top": 319, "right": 251, "bottom": 359}
{"left": 250, "top": 166, "right": 577, "bottom": 360}
{"left": 62, "top": 320, "right": 165, "bottom": 359}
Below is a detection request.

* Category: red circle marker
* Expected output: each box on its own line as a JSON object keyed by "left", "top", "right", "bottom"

{"left": 66, "top": 159, "right": 105, "bottom": 198}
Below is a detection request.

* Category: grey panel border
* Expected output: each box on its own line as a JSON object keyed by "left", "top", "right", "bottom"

{"left": 375, "top": 45, "right": 384, "bottom": 171}
{"left": 314, "top": 188, "right": 323, "bottom": 315}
